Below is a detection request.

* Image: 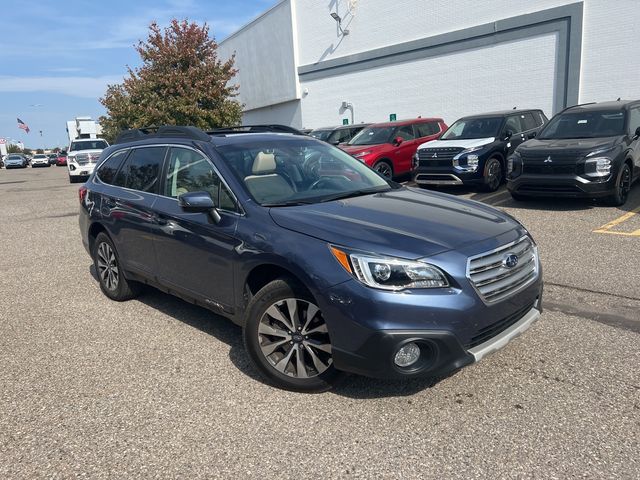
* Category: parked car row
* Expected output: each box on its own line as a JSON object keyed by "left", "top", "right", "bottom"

{"left": 1, "top": 151, "right": 70, "bottom": 169}
{"left": 313, "top": 99, "right": 639, "bottom": 206}
{"left": 79, "top": 125, "right": 543, "bottom": 392}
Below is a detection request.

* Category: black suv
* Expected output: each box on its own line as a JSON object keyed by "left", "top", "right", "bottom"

{"left": 309, "top": 124, "right": 369, "bottom": 145}
{"left": 507, "top": 100, "right": 640, "bottom": 205}
{"left": 413, "top": 109, "right": 547, "bottom": 191}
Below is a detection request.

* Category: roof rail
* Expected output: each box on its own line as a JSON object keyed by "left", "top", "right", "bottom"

{"left": 208, "top": 124, "right": 305, "bottom": 136}
{"left": 114, "top": 125, "right": 211, "bottom": 145}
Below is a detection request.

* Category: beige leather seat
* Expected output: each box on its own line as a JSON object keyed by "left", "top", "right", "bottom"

{"left": 244, "top": 152, "right": 295, "bottom": 203}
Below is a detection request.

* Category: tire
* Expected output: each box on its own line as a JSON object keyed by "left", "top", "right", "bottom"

{"left": 373, "top": 160, "right": 393, "bottom": 179}
{"left": 481, "top": 157, "right": 503, "bottom": 192}
{"left": 605, "top": 163, "right": 632, "bottom": 207}
{"left": 93, "top": 232, "right": 141, "bottom": 301}
{"left": 243, "top": 278, "right": 343, "bottom": 392}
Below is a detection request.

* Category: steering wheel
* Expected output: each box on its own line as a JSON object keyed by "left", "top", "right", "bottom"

{"left": 302, "top": 152, "right": 324, "bottom": 179}
{"left": 309, "top": 177, "right": 338, "bottom": 190}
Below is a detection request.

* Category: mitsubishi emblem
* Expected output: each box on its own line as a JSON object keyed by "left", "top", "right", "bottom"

{"left": 544, "top": 156, "right": 553, "bottom": 163}
{"left": 432, "top": 153, "right": 438, "bottom": 158}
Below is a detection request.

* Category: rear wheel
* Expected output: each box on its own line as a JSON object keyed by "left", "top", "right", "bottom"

{"left": 93, "top": 232, "right": 141, "bottom": 301}
{"left": 482, "top": 157, "right": 502, "bottom": 192}
{"left": 243, "top": 278, "right": 342, "bottom": 392}
{"left": 373, "top": 160, "right": 393, "bottom": 179}
{"left": 605, "top": 163, "right": 631, "bottom": 206}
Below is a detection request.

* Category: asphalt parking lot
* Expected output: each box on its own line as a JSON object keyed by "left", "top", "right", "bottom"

{"left": 1, "top": 166, "right": 638, "bottom": 478}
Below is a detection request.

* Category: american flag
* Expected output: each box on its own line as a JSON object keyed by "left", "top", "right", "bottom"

{"left": 17, "top": 118, "right": 30, "bottom": 133}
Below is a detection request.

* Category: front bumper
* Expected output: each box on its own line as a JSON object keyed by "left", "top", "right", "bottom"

{"left": 318, "top": 234, "right": 543, "bottom": 379}
{"left": 68, "top": 164, "right": 96, "bottom": 177}
{"left": 414, "top": 167, "right": 484, "bottom": 186}
{"left": 507, "top": 173, "right": 616, "bottom": 198}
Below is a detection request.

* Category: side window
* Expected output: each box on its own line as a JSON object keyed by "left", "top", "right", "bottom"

{"left": 628, "top": 107, "right": 640, "bottom": 135}
{"left": 96, "top": 150, "right": 127, "bottom": 185}
{"left": 165, "top": 147, "right": 237, "bottom": 212}
{"left": 396, "top": 125, "right": 416, "bottom": 141}
{"left": 521, "top": 113, "right": 538, "bottom": 131}
{"left": 117, "top": 147, "right": 166, "bottom": 193}
{"left": 535, "top": 111, "right": 548, "bottom": 126}
{"left": 504, "top": 115, "right": 524, "bottom": 134}
{"left": 416, "top": 122, "right": 440, "bottom": 138}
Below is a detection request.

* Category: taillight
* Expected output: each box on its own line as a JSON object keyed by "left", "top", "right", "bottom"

{"left": 78, "top": 186, "right": 88, "bottom": 204}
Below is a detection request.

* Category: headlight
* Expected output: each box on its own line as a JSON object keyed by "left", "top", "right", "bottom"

{"left": 330, "top": 246, "right": 449, "bottom": 290}
{"left": 453, "top": 145, "right": 483, "bottom": 160}
{"left": 584, "top": 157, "right": 611, "bottom": 177}
{"left": 412, "top": 151, "right": 420, "bottom": 169}
{"left": 354, "top": 151, "right": 371, "bottom": 158}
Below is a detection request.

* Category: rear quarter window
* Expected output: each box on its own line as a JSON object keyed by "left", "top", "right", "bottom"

{"left": 97, "top": 150, "right": 128, "bottom": 185}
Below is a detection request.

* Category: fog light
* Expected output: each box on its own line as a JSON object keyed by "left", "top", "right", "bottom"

{"left": 394, "top": 342, "right": 420, "bottom": 367}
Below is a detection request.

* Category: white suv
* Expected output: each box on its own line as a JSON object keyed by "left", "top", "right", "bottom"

{"left": 67, "top": 138, "right": 109, "bottom": 183}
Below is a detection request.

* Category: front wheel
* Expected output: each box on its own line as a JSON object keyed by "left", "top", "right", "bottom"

{"left": 243, "top": 278, "right": 342, "bottom": 392}
{"left": 481, "top": 157, "right": 503, "bottom": 192}
{"left": 373, "top": 160, "right": 393, "bottom": 179}
{"left": 605, "top": 163, "right": 632, "bottom": 207}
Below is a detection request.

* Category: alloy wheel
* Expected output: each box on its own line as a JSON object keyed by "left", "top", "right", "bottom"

{"left": 375, "top": 162, "right": 392, "bottom": 178}
{"left": 258, "top": 298, "right": 332, "bottom": 378}
{"left": 96, "top": 242, "right": 119, "bottom": 291}
{"left": 619, "top": 165, "right": 631, "bottom": 203}
{"left": 486, "top": 159, "right": 502, "bottom": 190}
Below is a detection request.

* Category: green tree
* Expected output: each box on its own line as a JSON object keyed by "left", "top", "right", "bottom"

{"left": 7, "top": 144, "right": 22, "bottom": 153}
{"left": 36, "top": 148, "right": 44, "bottom": 154}
{"left": 100, "top": 19, "right": 242, "bottom": 141}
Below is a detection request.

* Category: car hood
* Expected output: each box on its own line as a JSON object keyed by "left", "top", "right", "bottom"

{"left": 269, "top": 187, "right": 518, "bottom": 259}
{"left": 418, "top": 137, "right": 495, "bottom": 150}
{"left": 518, "top": 136, "right": 621, "bottom": 154}
{"left": 68, "top": 149, "right": 104, "bottom": 155}
{"left": 5, "top": 158, "right": 24, "bottom": 164}
{"left": 340, "top": 144, "right": 386, "bottom": 155}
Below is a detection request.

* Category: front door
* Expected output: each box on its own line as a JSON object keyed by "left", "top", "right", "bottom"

{"left": 503, "top": 115, "right": 527, "bottom": 155}
{"left": 152, "top": 146, "right": 240, "bottom": 312}
{"left": 392, "top": 124, "right": 418, "bottom": 174}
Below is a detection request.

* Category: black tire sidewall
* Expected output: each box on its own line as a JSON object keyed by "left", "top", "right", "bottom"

{"left": 483, "top": 157, "right": 502, "bottom": 191}
{"left": 93, "top": 232, "right": 136, "bottom": 301}
{"left": 242, "top": 278, "right": 341, "bottom": 392}
{"left": 373, "top": 160, "right": 393, "bottom": 179}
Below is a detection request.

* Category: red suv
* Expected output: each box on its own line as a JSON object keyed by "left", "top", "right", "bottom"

{"left": 340, "top": 118, "right": 447, "bottom": 178}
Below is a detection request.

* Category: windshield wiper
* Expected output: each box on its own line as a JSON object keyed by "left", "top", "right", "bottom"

{"left": 262, "top": 200, "right": 315, "bottom": 207}
{"left": 317, "top": 187, "right": 391, "bottom": 203}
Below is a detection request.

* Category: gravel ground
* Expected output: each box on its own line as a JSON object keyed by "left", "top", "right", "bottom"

{"left": 1, "top": 166, "right": 638, "bottom": 479}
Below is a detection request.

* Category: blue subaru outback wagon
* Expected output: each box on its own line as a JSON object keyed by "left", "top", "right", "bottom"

{"left": 79, "top": 125, "right": 543, "bottom": 392}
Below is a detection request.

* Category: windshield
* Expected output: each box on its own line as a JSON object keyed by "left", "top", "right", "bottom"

{"left": 309, "top": 129, "right": 332, "bottom": 141}
{"left": 440, "top": 117, "right": 503, "bottom": 140}
{"left": 217, "top": 138, "right": 393, "bottom": 206}
{"left": 348, "top": 126, "right": 395, "bottom": 146}
{"left": 34, "top": 155, "right": 47, "bottom": 158}
{"left": 538, "top": 110, "right": 626, "bottom": 139}
{"left": 70, "top": 140, "right": 108, "bottom": 151}
{"left": 8, "top": 155, "right": 22, "bottom": 160}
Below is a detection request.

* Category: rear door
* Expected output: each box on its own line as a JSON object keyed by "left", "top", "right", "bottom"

{"left": 98, "top": 146, "right": 166, "bottom": 276}
{"left": 152, "top": 146, "right": 240, "bottom": 311}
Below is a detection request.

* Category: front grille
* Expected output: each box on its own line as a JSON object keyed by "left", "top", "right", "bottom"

{"left": 75, "top": 153, "right": 100, "bottom": 165}
{"left": 465, "top": 302, "right": 535, "bottom": 349}
{"left": 467, "top": 236, "right": 538, "bottom": 303}
{"left": 519, "top": 184, "right": 582, "bottom": 193}
{"left": 522, "top": 164, "right": 576, "bottom": 175}
{"left": 418, "top": 147, "right": 464, "bottom": 167}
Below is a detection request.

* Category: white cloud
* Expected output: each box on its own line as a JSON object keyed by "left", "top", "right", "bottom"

{"left": 0, "top": 75, "right": 123, "bottom": 99}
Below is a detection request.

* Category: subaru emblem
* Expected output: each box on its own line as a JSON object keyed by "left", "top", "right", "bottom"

{"left": 544, "top": 156, "right": 553, "bottom": 163}
{"left": 503, "top": 254, "right": 519, "bottom": 268}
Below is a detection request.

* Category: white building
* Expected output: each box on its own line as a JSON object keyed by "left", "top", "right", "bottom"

{"left": 218, "top": 0, "right": 640, "bottom": 130}
{"left": 66, "top": 117, "right": 103, "bottom": 144}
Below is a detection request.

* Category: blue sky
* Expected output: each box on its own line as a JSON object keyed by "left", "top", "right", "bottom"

{"left": 0, "top": 0, "right": 277, "bottom": 149}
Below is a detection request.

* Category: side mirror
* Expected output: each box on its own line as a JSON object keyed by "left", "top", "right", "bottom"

{"left": 504, "top": 130, "right": 514, "bottom": 140}
{"left": 393, "top": 136, "right": 404, "bottom": 146}
{"left": 178, "top": 191, "right": 221, "bottom": 223}
{"left": 529, "top": 131, "right": 537, "bottom": 139}
{"left": 635, "top": 126, "right": 640, "bottom": 138}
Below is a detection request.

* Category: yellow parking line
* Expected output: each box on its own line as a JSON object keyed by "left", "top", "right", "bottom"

{"left": 593, "top": 206, "right": 640, "bottom": 236}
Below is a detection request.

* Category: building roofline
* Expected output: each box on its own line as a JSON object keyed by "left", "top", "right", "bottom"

{"left": 219, "top": 0, "right": 288, "bottom": 45}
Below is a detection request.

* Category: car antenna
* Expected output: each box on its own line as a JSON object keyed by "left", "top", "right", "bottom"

{"left": 617, "top": 97, "right": 621, "bottom": 101}
{"left": 513, "top": 106, "right": 517, "bottom": 109}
